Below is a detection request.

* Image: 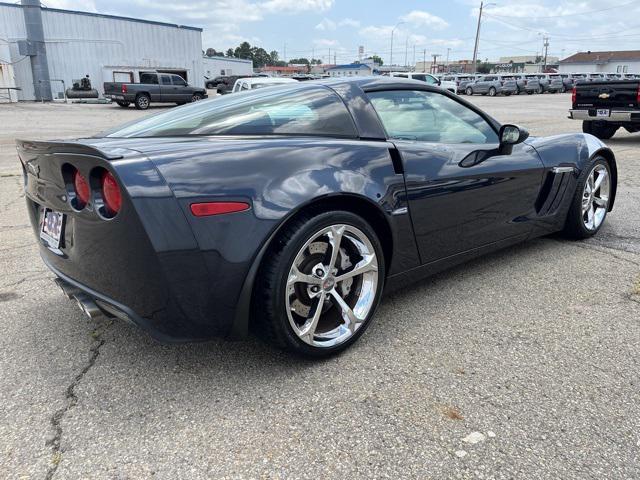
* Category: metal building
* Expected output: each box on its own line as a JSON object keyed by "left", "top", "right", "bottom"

{"left": 202, "top": 56, "right": 253, "bottom": 79}
{"left": 0, "top": 0, "right": 204, "bottom": 101}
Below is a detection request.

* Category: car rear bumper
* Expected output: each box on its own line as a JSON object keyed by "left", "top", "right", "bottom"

{"left": 569, "top": 109, "right": 640, "bottom": 122}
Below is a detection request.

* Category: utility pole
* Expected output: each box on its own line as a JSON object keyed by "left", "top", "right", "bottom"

{"left": 334, "top": 52, "right": 336, "bottom": 65}
{"left": 423, "top": 49, "right": 427, "bottom": 72}
{"left": 413, "top": 44, "right": 416, "bottom": 70}
{"left": 543, "top": 36, "right": 550, "bottom": 72}
{"left": 472, "top": 1, "right": 484, "bottom": 74}
{"left": 446, "top": 47, "right": 451, "bottom": 71}
{"left": 283, "top": 42, "right": 287, "bottom": 63}
{"left": 328, "top": 48, "right": 331, "bottom": 65}
{"left": 404, "top": 37, "right": 408, "bottom": 68}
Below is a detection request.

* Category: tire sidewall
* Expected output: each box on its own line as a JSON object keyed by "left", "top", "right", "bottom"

{"left": 135, "top": 94, "right": 150, "bottom": 110}
{"left": 566, "top": 156, "right": 611, "bottom": 238}
{"left": 269, "top": 211, "right": 385, "bottom": 357}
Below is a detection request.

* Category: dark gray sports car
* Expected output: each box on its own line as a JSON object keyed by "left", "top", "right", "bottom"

{"left": 18, "top": 77, "right": 617, "bottom": 356}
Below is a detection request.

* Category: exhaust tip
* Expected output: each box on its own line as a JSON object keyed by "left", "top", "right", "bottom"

{"left": 54, "top": 277, "right": 80, "bottom": 299}
{"left": 73, "top": 293, "right": 102, "bottom": 319}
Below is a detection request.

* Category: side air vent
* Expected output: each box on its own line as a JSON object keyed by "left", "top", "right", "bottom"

{"left": 535, "top": 166, "right": 576, "bottom": 216}
{"left": 388, "top": 148, "right": 404, "bottom": 175}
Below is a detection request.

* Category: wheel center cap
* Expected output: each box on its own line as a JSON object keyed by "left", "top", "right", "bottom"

{"left": 322, "top": 277, "right": 336, "bottom": 291}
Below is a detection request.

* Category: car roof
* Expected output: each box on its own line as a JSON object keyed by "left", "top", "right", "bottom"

{"left": 236, "top": 77, "right": 299, "bottom": 85}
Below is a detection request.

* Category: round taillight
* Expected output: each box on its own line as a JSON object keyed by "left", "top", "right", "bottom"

{"left": 74, "top": 169, "right": 90, "bottom": 205}
{"left": 102, "top": 171, "right": 122, "bottom": 216}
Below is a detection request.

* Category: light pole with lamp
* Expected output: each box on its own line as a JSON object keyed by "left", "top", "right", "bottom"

{"left": 390, "top": 21, "right": 405, "bottom": 67}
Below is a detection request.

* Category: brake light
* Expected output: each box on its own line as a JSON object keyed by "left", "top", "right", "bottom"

{"left": 121, "top": 84, "right": 127, "bottom": 94}
{"left": 637, "top": 85, "right": 640, "bottom": 104}
{"left": 572, "top": 87, "right": 577, "bottom": 105}
{"left": 101, "top": 171, "right": 122, "bottom": 216}
{"left": 190, "top": 202, "right": 250, "bottom": 217}
{"left": 73, "top": 170, "right": 90, "bottom": 205}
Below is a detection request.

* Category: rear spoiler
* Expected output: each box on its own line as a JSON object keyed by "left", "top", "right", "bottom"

{"left": 16, "top": 139, "right": 125, "bottom": 161}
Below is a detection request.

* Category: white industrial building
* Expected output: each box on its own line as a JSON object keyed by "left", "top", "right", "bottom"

{"left": 559, "top": 50, "right": 640, "bottom": 74}
{"left": 0, "top": 0, "right": 207, "bottom": 101}
{"left": 202, "top": 56, "right": 253, "bottom": 79}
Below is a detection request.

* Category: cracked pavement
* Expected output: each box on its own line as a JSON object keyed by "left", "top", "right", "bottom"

{"left": 0, "top": 96, "right": 639, "bottom": 479}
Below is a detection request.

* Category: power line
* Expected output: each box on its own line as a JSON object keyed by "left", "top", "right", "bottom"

{"left": 487, "top": 0, "right": 637, "bottom": 20}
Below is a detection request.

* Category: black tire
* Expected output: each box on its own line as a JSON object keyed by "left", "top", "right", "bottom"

{"left": 562, "top": 156, "right": 611, "bottom": 239}
{"left": 504, "top": 91, "right": 512, "bottom": 97}
{"left": 116, "top": 101, "right": 130, "bottom": 108}
{"left": 526, "top": 90, "right": 534, "bottom": 95}
{"left": 488, "top": 87, "right": 497, "bottom": 97}
{"left": 466, "top": 87, "right": 473, "bottom": 96}
{"left": 589, "top": 123, "right": 619, "bottom": 140}
{"left": 255, "top": 210, "right": 385, "bottom": 357}
{"left": 582, "top": 121, "right": 593, "bottom": 134}
{"left": 191, "top": 93, "right": 203, "bottom": 102}
{"left": 134, "top": 93, "right": 150, "bottom": 110}
{"left": 537, "top": 86, "right": 544, "bottom": 94}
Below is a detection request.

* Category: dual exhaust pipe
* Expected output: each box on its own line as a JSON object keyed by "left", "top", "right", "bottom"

{"left": 54, "top": 278, "right": 102, "bottom": 319}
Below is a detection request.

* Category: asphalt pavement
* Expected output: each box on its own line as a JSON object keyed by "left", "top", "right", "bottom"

{"left": 0, "top": 94, "right": 638, "bottom": 479}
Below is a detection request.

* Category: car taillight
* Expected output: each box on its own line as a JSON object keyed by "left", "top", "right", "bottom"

{"left": 102, "top": 171, "right": 122, "bottom": 216}
{"left": 121, "top": 84, "right": 127, "bottom": 93}
{"left": 73, "top": 169, "right": 90, "bottom": 205}
{"left": 637, "top": 85, "right": 640, "bottom": 104}
{"left": 572, "top": 87, "right": 577, "bottom": 105}
{"left": 190, "top": 202, "right": 250, "bottom": 217}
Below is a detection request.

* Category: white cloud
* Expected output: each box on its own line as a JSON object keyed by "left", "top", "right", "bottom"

{"left": 401, "top": 10, "right": 449, "bottom": 30}
{"left": 315, "top": 18, "right": 336, "bottom": 31}
{"left": 260, "top": 0, "right": 333, "bottom": 13}
{"left": 313, "top": 38, "right": 339, "bottom": 47}
{"left": 316, "top": 17, "right": 360, "bottom": 31}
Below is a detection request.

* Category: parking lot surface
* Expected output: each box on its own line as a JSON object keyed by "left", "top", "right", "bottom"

{"left": 1, "top": 94, "right": 639, "bottom": 479}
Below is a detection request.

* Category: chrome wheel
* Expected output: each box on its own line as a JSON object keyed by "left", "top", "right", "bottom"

{"left": 285, "top": 224, "right": 379, "bottom": 348}
{"left": 582, "top": 164, "right": 610, "bottom": 231}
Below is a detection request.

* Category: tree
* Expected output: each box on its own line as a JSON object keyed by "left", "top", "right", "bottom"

{"left": 269, "top": 50, "right": 279, "bottom": 63}
{"left": 226, "top": 48, "right": 235, "bottom": 57}
{"left": 252, "top": 47, "right": 272, "bottom": 68}
{"left": 477, "top": 63, "right": 492, "bottom": 74}
{"left": 234, "top": 41, "right": 253, "bottom": 60}
{"left": 366, "top": 55, "right": 384, "bottom": 66}
{"left": 205, "top": 48, "right": 217, "bottom": 57}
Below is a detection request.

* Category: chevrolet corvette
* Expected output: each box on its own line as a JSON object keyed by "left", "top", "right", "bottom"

{"left": 18, "top": 77, "right": 617, "bottom": 356}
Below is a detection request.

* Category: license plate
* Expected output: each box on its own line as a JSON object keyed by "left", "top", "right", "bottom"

{"left": 40, "top": 209, "right": 65, "bottom": 248}
{"left": 596, "top": 109, "right": 610, "bottom": 117}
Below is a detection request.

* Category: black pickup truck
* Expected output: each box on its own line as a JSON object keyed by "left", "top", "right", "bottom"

{"left": 569, "top": 79, "right": 640, "bottom": 139}
{"left": 104, "top": 72, "right": 207, "bottom": 110}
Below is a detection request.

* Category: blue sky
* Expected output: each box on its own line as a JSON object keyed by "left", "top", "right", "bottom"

{"left": 47, "top": 0, "right": 640, "bottom": 64}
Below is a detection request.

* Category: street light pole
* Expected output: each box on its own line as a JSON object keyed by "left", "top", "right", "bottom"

{"left": 390, "top": 21, "right": 405, "bottom": 67}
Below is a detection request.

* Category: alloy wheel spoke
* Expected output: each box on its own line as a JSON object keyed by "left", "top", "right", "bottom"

{"left": 594, "top": 196, "right": 607, "bottom": 208}
{"left": 329, "top": 288, "right": 359, "bottom": 332}
{"left": 587, "top": 205, "right": 595, "bottom": 228}
{"left": 299, "top": 291, "right": 326, "bottom": 342}
{"left": 288, "top": 264, "right": 322, "bottom": 286}
{"left": 593, "top": 170, "right": 607, "bottom": 193}
{"left": 335, "top": 254, "right": 378, "bottom": 283}
{"left": 327, "top": 225, "right": 345, "bottom": 270}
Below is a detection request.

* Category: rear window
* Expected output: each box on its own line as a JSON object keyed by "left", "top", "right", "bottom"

{"left": 104, "top": 85, "right": 357, "bottom": 138}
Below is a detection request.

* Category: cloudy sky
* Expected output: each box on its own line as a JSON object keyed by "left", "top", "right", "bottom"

{"left": 45, "top": 0, "right": 640, "bottom": 64}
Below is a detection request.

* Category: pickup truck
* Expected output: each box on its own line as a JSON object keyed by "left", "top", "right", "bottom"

{"left": 569, "top": 80, "right": 640, "bottom": 139}
{"left": 104, "top": 72, "right": 207, "bottom": 109}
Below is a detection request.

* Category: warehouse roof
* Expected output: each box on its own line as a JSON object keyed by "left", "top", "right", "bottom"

{"left": 560, "top": 50, "right": 640, "bottom": 64}
{"left": 326, "top": 64, "right": 371, "bottom": 71}
{"left": 0, "top": 1, "right": 202, "bottom": 32}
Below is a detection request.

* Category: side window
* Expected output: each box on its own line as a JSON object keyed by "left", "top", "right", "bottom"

{"left": 424, "top": 75, "right": 438, "bottom": 85}
{"left": 412, "top": 74, "right": 427, "bottom": 82}
{"left": 160, "top": 75, "right": 171, "bottom": 85}
{"left": 172, "top": 75, "right": 187, "bottom": 86}
{"left": 397, "top": 74, "right": 408, "bottom": 78}
{"left": 140, "top": 73, "right": 158, "bottom": 84}
{"left": 368, "top": 90, "right": 499, "bottom": 144}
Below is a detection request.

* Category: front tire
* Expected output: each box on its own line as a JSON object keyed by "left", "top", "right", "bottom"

{"left": 562, "top": 156, "right": 612, "bottom": 239}
{"left": 466, "top": 87, "right": 473, "bottom": 96}
{"left": 488, "top": 87, "right": 497, "bottom": 97}
{"left": 256, "top": 211, "right": 385, "bottom": 357}
{"left": 116, "top": 101, "right": 130, "bottom": 108}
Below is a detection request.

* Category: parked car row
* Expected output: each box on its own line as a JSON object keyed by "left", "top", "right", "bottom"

{"left": 436, "top": 72, "right": 640, "bottom": 97}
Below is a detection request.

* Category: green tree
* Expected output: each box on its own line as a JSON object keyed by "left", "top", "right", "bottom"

{"left": 225, "top": 48, "right": 235, "bottom": 57}
{"left": 234, "top": 41, "right": 253, "bottom": 60}
{"left": 252, "top": 47, "right": 272, "bottom": 68}
{"left": 366, "top": 55, "right": 384, "bottom": 66}
{"left": 205, "top": 48, "right": 217, "bottom": 57}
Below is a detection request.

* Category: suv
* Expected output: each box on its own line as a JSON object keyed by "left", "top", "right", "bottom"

{"left": 443, "top": 75, "right": 477, "bottom": 94}
{"left": 465, "top": 75, "right": 503, "bottom": 96}
{"left": 388, "top": 72, "right": 455, "bottom": 92}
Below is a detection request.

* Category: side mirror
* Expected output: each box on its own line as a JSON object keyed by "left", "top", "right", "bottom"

{"left": 437, "top": 79, "right": 442, "bottom": 86}
{"left": 499, "top": 124, "right": 529, "bottom": 154}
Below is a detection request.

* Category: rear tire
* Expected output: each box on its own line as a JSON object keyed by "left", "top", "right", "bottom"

{"left": 255, "top": 211, "right": 385, "bottom": 357}
{"left": 134, "top": 93, "right": 150, "bottom": 110}
{"left": 585, "top": 122, "right": 618, "bottom": 140}
{"left": 562, "top": 156, "right": 612, "bottom": 239}
{"left": 191, "top": 93, "right": 203, "bottom": 102}
{"left": 116, "top": 101, "right": 130, "bottom": 108}
{"left": 466, "top": 87, "right": 473, "bottom": 96}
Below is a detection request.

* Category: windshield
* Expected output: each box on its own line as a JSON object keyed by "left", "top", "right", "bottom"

{"left": 103, "top": 85, "right": 357, "bottom": 138}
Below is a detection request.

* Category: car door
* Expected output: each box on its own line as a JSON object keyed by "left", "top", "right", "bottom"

{"left": 158, "top": 74, "right": 174, "bottom": 102}
{"left": 366, "top": 88, "right": 544, "bottom": 264}
{"left": 474, "top": 76, "right": 488, "bottom": 93}
{"left": 171, "top": 75, "right": 189, "bottom": 101}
